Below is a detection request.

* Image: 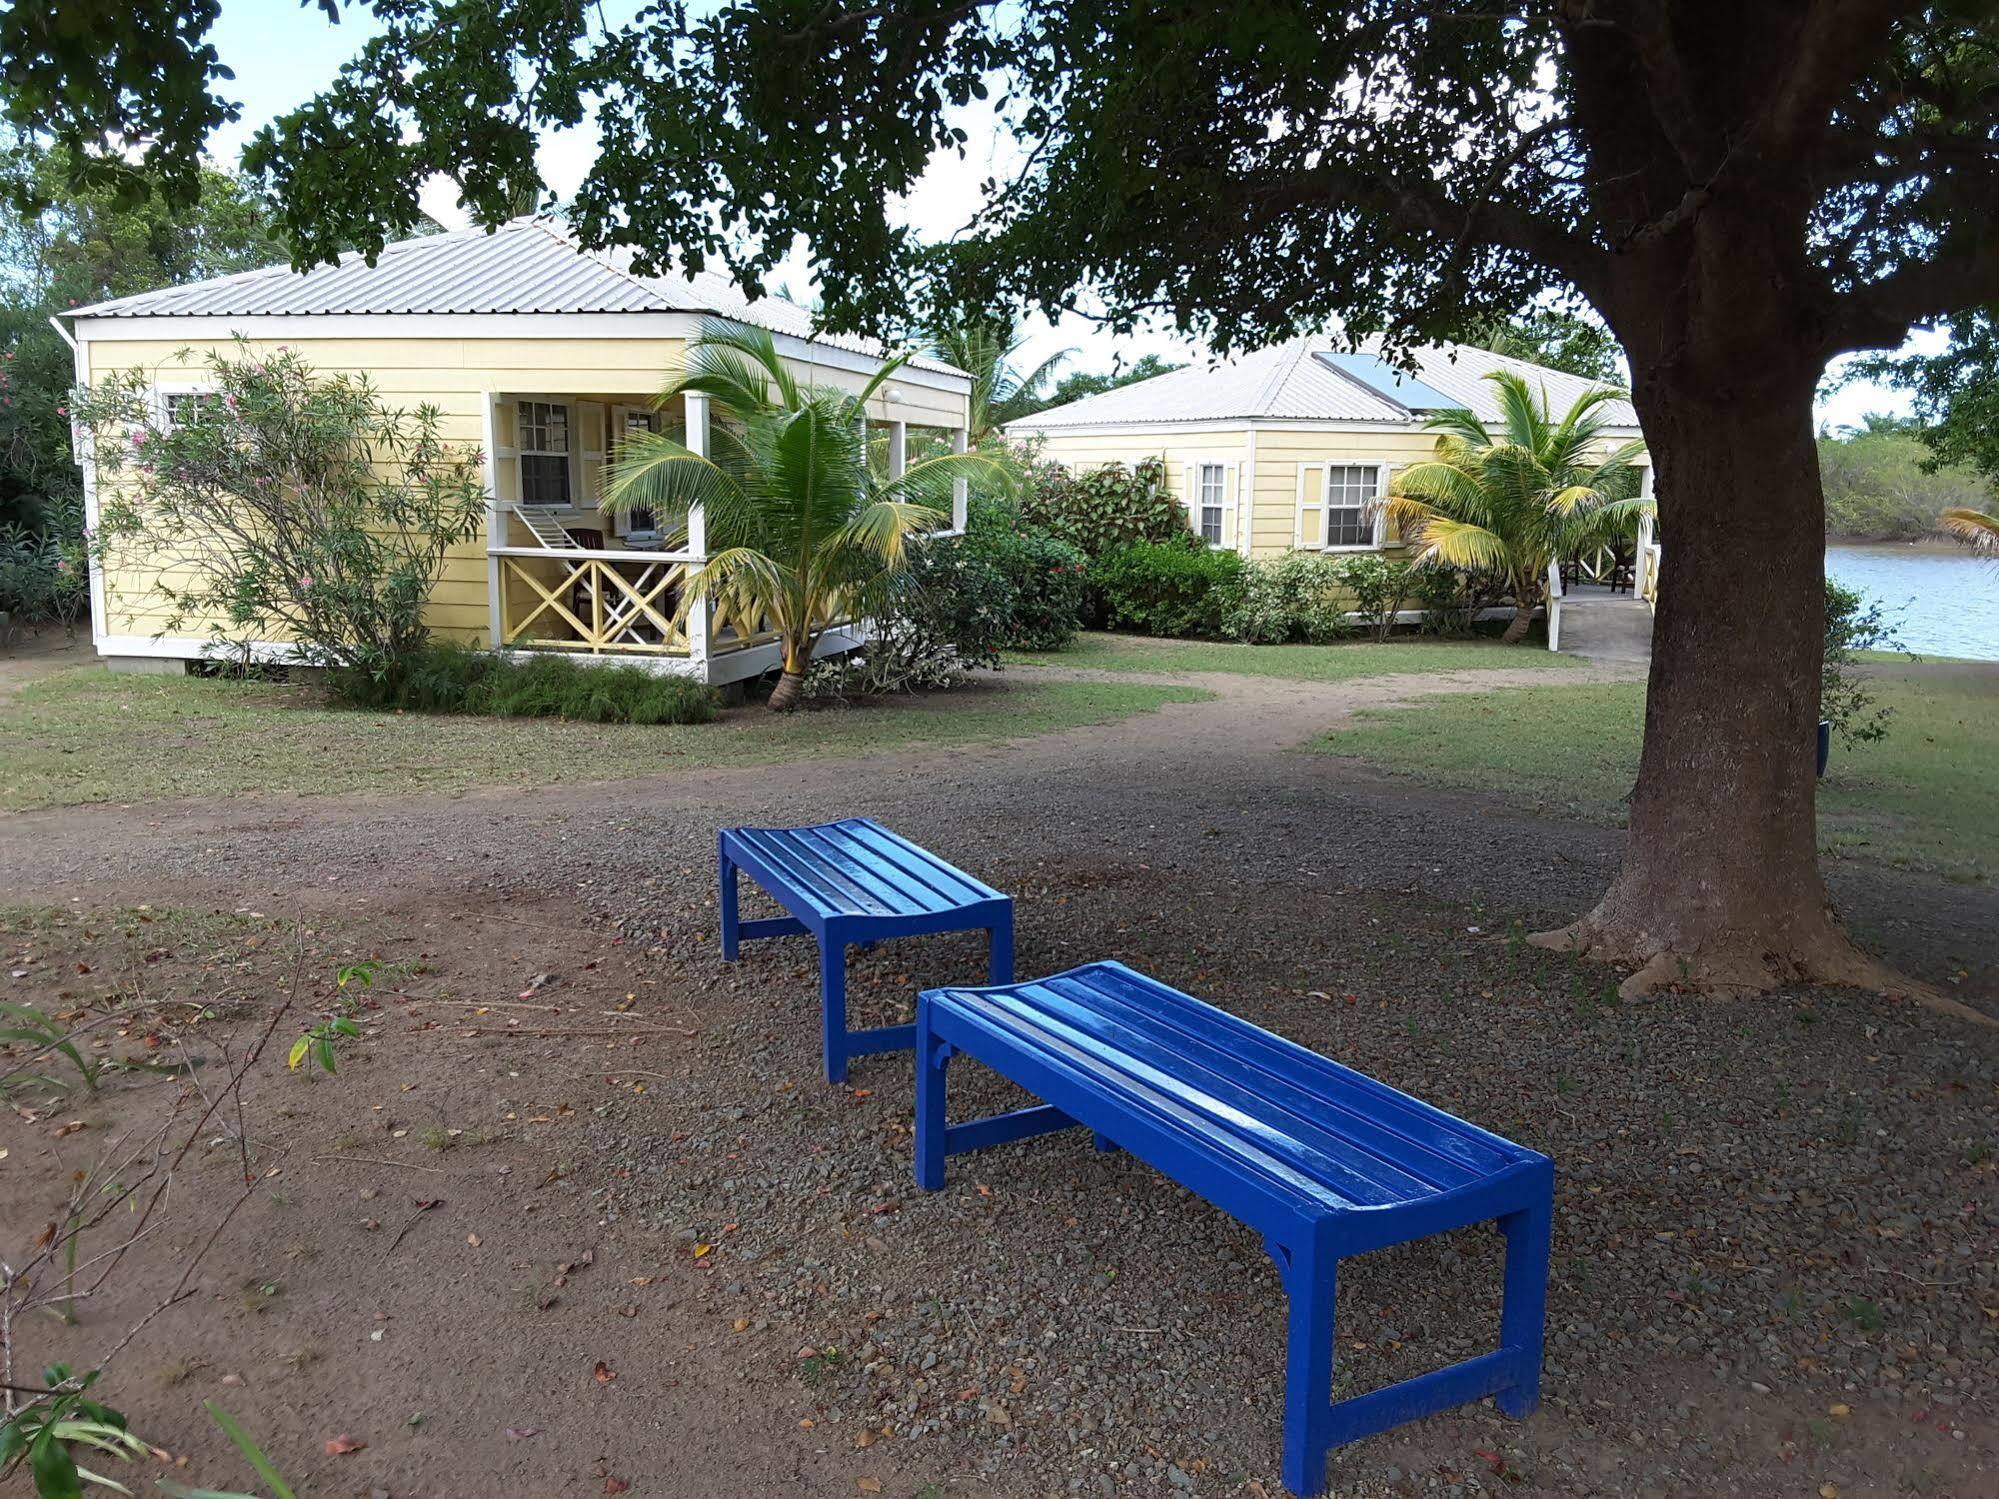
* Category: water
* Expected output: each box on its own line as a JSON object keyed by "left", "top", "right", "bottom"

{"left": 1825, "top": 542, "right": 1999, "bottom": 661}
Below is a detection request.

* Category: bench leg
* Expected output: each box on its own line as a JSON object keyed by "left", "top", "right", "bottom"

{"left": 987, "top": 916, "right": 1014, "bottom": 986}
{"left": 1092, "top": 1131, "right": 1119, "bottom": 1155}
{"left": 914, "top": 1019, "right": 949, "bottom": 1191}
{"left": 1272, "top": 1233, "right": 1336, "bottom": 1498}
{"left": 1496, "top": 1188, "right": 1553, "bottom": 1419}
{"left": 819, "top": 941, "right": 849, "bottom": 1086}
{"left": 718, "top": 848, "right": 740, "bottom": 962}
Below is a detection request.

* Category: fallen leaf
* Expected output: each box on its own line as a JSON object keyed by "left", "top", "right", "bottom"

{"left": 603, "top": 1478, "right": 629, "bottom": 1495}
{"left": 505, "top": 1427, "right": 540, "bottom": 1441}
{"left": 592, "top": 1361, "right": 618, "bottom": 1384}
{"left": 615, "top": 1304, "right": 638, "bottom": 1318}
{"left": 323, "top": 1434, "right": 365, "bottom": 1456}
{"left": 466, "top": 1234, "right": 482, "bottom": 1248}
{"left": 1829, "top": 1403, "right": 1852, "bottom": 1418}
{"left": 857, "top": 1481, "right": 883, "bottom": 1495}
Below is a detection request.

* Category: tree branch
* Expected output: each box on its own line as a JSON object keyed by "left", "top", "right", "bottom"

{"left": 1764, "top": 0, "right": 1921, "bottom": 148}
{"left": 1833, "top": 234, "right": 1999, "bottom": 352}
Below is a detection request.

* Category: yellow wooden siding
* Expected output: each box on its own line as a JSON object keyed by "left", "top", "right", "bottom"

{"left": 82, "top": 332, "right": 967, "bottom": 651}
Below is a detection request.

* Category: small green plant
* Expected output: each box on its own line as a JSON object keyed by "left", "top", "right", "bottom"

{"left": 287, "top": 1015, "right": 360, "bottom": 1074}
{"left": 1016, "top": 455, "right": 1186, "bottom": 563}
{"left": 155, "top": 1401, "right": 300, "bottom": 1499}
{"left": 1844, "top": 1296, "right": 1885, "bottom": 1333}
{"left": 0, "top": 1366, "right": 148, "bottom": 1499}
{"left": 0, "top": 1000, "right": 98, "bottom": 1095}
{"left": 1221, "top": 551, "right": 1349, "bottom": 644}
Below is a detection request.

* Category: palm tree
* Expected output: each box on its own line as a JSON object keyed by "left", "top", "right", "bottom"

{"left": 1386, "top": 372, "right": 1652, "bottom": 644}
{"left": 928, "top": 313, "right": 1073, "bottom": 443}
{"left": 604, "top": 322, "right": 1007, "bottom": 710}
{"left": 1939, "top": 506, "right": 1999, "bottom": 552}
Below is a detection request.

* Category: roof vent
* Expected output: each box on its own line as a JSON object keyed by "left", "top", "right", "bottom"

{"left": 1313, "top": 351, "right": 1460, "bottom": 413}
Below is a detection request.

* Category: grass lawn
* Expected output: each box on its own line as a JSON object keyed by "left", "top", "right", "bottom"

{"left": 0, "top": 668, "right": 1209, "bottom": 810}
{"left": 1321, "top": 663, "right": 1995, "bottom": 883}
{"left": 1007, "top": 630, "right": 1581, "bottom": 681}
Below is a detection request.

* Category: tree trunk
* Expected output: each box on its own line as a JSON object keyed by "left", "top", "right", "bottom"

{"left": 766, "top": 668, "right": 807, "bottom": 711}
{"left": 1532, "top": 356, "right": 1898, "bottom": 997}
{"left": 1501, "top": 601, "right": 1536, "bottom": 645}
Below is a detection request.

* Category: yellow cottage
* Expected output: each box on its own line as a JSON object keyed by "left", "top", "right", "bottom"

{"left": 1006, "top": 340, "right": 1656, "bottom": 628}
{"left": 58, "top": 218, "right": 975, "bottom": 685}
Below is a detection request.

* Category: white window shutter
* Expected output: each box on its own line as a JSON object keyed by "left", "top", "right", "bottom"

{"left": 608, "top": 405, "right": 632, "bottom": 535}
{"left": 1372, "top": 464, "right": 1392, "bottom": 547}
{"left": 1181, "top": 463, "right": 1196, "bottom": 534}
{"left": 1222, "top": 461, "right": 1239, "bottom": 553}
{"left": 575, "top": 401, "right": 607, "bottom": 505}
{"left": 1295, "top": 463, "right": 1326, "bottom": 550}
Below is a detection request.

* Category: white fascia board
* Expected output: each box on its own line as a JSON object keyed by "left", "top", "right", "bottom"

{"left": 69, "top": 311, "right": 972, "bottom": 397}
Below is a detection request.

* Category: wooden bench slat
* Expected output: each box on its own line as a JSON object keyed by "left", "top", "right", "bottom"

{"left": 957, "top": 988, "right": 1413, "bottom": 1210}
{"left": 1018, "top": 965, "right": 1515, "bottom": 1186}
{"left": 989, "top": 979, "right": 1480, "bottom": 1201}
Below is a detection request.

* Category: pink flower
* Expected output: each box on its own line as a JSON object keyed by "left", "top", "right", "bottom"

{"left": 55, "top": 405, "right": 66, "bottom": 416}
{"left": 55, "top": 560, "right": 71, "bottom": 575}
{"left": 130, "top": 429, "right": 147, "bottom": 448}
{"left": 298, "top": 573, "right": 315, "bottom": 588}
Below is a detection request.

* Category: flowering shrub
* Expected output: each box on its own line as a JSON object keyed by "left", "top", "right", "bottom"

{"left": 0, "top": 498, "right": 88, "bottom": 629}
{"left": 1222, "top": 551, "right": 1350, "bottom": 643}
{"left": 75, "top": 342, "right": 485, "bottom": 679}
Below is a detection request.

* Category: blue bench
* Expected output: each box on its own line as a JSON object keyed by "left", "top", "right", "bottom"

{"left": 913, "top": 960, "right": 1553, "bottom": 1497}
{"left": 718, "top": 818, "right": 1014, "bottom": 1084}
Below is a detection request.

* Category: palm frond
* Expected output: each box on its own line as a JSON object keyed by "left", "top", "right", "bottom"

{"left": 1404, "top": 515, "right": 1513, "bottom": 575}
{"left": 1939, "top": 506, "right": 1999, "bottom": 551}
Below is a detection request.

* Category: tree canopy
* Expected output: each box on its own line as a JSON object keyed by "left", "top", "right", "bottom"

{"left": 0, "top": 137, "right": 279, "bottom": 530}
{"left": 1473, "top": 310, "right": 1622, "bottom": 384}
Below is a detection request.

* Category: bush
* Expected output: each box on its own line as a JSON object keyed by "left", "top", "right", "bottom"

{"left": 1017, "top": 456, "right": 1187, "bottom": 563}
{"left": 1222, "top": 552, "right": 1351, "bottom": 643}
{"left": 981, "top": 528, "right": 1087, "bottom": 649}
{"left": 1822, "top": 578, "right": 1905, "bottom": 746}
{"left": 1093, "top": 539, "right": 1244, "bottom": 638}
{"left": 77, "top": 341, "right": 485, "bottom": 680}
{"left": 820, "top": 536, "right": 1017, "bottom": 697}
{"left": 1411, "top": 565, "right": 1502, "bottom": 636}
{"left": 331, "top": 643, "right": 718, "bottom": 724}
{"left": 1337, "top": 555, "right": 1416, "bottom": 641}
{"left": 0, "top": 511, "right": 88, "bottom": 630}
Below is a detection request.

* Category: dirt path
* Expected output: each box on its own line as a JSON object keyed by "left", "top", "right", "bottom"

{"left": 3, "top": 651, "right": 1995, "bottom": 1499}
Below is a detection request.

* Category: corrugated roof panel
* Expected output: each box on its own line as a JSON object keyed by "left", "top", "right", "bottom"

{"left": 1008, "top": 335, "right": 1639, "bottom": 430}
{"left": 66, "top": 219, "right": 965, "bottom": 375}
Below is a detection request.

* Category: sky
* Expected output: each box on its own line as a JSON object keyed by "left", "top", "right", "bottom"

{"left": 204, "top": 0, "right": 1915, "bottom": 431}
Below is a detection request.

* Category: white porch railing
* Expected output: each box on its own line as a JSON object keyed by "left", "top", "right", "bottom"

{"left": 1545, "top": 558, "right": 1564, "bottom": 653}
{"left": 1637, "top": 543, "right": 1662, "bottom": 608}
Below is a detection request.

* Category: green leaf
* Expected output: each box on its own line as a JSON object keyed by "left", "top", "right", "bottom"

{"left": 285, "top": 1037, "right": 309, "bottom": 1072}
{"left": 316, "top": 1036, "right": 336, "bottom": 1074}
{"left": 30, "top": 1426, "right": 83, "bottom": 1499}
{"left": 200, "top": 1405, "right": 295, "bottom": 1499}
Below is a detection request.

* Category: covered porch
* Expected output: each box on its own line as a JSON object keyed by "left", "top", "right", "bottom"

{"left": 481, "top": 386, "right": 971, "bottom": 686}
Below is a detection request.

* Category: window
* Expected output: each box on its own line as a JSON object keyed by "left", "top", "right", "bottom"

{"left": 1324, "top": 464, "right": 1381, "bottom": 547}
{"left": 158, "top": 388, "right": 219, "bottom": 429}
{"left": 1196, "top": 463, "right": 1227, "bottom": 545}
{"left": 518, "top": 401, "right": 572, "bottom": 507}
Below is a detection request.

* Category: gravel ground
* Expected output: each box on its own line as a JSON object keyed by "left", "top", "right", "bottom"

{"left": 3, "top": 661, "right": 1994, "bottom": 1496}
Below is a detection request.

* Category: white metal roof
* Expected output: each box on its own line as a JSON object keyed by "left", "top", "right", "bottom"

{"left": 1007, "top": 337, "right": 1639, "bottom": 431}
{"left": 68, "top": 218, "right": 967, "bottom": 377}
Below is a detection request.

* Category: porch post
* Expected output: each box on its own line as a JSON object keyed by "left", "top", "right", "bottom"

{"left": 952, "top": 425, "right": 970, "bottom": 533}
{"left": 482, "top": 395, "right": 504, "bottom": 648}
{"left": 684, "top": 392, "right": 711, "bottom": 668}
{"left": 888, "top": 419, "right": 907, "bottom": 480}
{"left": 1635, "top": 463, "right": 1656, "bottom": 597}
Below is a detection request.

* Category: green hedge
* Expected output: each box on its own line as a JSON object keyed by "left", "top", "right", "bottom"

{"left": 331, "top": 643, "right": 718, "bottom": 724}
{"left": 1092, "top": 540, "right": 1245, "bottom": 639}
